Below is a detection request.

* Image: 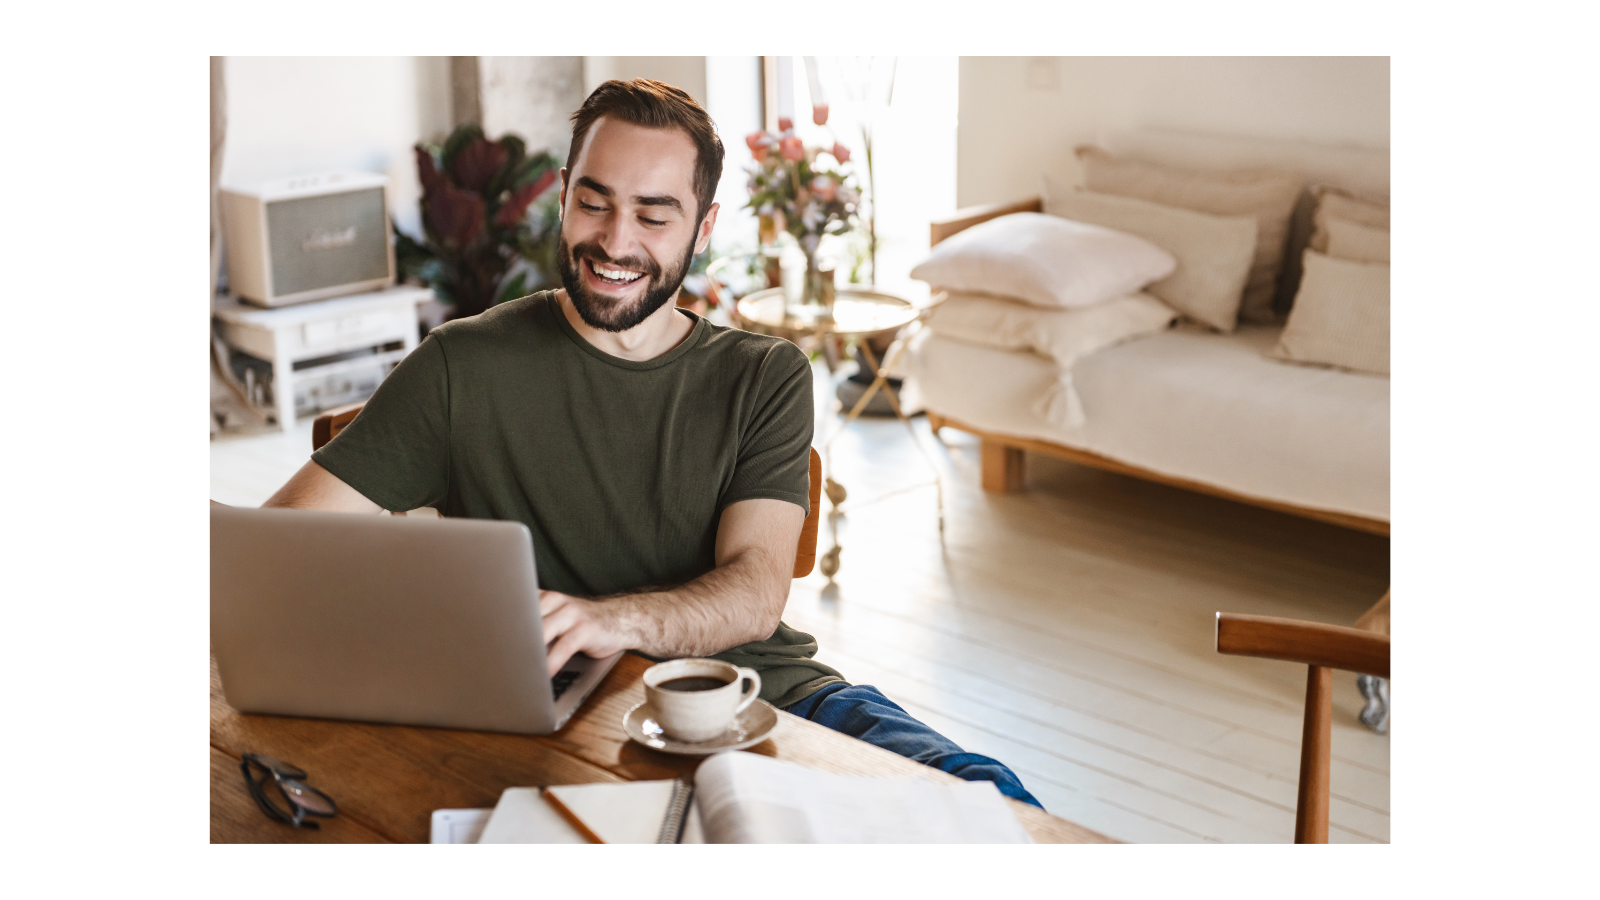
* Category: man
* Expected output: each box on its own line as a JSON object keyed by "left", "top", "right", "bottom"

{"left": 266, "top": 79, "right": 1041, "bottom": 809}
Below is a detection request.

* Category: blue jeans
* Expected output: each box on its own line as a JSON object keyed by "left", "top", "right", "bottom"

{"left": 784, "top": 683, "right": 1044, "bottom": 810}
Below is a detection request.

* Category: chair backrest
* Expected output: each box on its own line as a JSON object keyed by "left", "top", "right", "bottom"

{"left": 1215, "top": 612, "right": 1390, "bottom": 843}
{"left": 312, "top": 402, "right": 367, "bottom": 451}
{"left": 312, "top": 403, "right": 824, "bottom": 579}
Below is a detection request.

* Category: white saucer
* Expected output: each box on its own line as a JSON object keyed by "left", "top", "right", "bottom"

{"left": 623, "top": 700, "right": 778, "bottom": 755}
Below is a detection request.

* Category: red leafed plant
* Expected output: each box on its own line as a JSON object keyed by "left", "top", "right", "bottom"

{"left": 395, "top": 124, "right": 562, "bottom": 320}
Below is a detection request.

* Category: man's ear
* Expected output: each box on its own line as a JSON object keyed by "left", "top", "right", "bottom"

{"left": 694, "top": 201, "right": 720, "bottom": 255}
{"left": 557, "top": 168, "right": 568, "bottom": 222}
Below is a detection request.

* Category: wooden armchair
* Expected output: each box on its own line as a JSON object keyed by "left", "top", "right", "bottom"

{"left": 1215, "top": 612, "right": 1390, "bottom": 843}
{"left": 311, "top": 403, "right": 825, "bottom": 578}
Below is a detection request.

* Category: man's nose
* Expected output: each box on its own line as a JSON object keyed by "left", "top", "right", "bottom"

{"left": 596, "top": 213, "right": 641, "bottom": 264}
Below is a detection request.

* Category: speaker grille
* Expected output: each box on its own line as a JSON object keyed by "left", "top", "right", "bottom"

{"left": 266, "top": 188, "right": 389, "bottom": 298}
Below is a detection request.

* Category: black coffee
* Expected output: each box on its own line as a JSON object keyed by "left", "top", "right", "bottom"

{"left": 658, "top": 676, "right": 733, "bottom": 692}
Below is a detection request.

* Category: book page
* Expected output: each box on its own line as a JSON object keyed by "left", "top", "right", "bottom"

{"left": 693, "top": 752, "right": 1031, "bottom": 844}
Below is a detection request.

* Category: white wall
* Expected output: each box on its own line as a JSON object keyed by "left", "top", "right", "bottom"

{"left": 221, "top": 57, "right": 452, "bottom": 238}
{"left": 957, "top": 57, "right": 1390, "bottom": 208}
{"left": 478, "top": 57, "right": 584, "bottom": 164}
{"left": 583, "top": 57, "right": 707, "bottom": 107}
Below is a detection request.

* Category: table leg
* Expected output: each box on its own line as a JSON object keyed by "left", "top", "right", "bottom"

{"left": 272, "top": 352, "right": 296, "bottom": 433}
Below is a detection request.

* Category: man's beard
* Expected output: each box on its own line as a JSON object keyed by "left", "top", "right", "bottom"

{"left": 556, "top": 232, "right": 697, "bottom": 333}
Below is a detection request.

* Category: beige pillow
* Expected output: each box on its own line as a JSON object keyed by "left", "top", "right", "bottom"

{"left": 1076, "top": 146, "right": 1303, "bottom": 325}
{"left": 1310, "top": 185, "right": 1389, "bottom": 252}
{"left": 1324, "top": 217, "right": 1390, "bottom": 264}
{"left": 909, "top": 212, "right": 1176, "bottom": 309}
{"left": 1044, "top": 181, "right": 1258, "bottom": 333}
{"left": 1271, "top": 249, "right": 1389, "bottom": 376}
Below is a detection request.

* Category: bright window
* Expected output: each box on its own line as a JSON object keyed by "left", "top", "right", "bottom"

{"left": 707, "top": 56, "right": 958, "bottom": 301}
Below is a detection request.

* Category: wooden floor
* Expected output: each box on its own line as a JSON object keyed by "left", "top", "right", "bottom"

{"left": 210, "top": 365, "right": 1390, "bottom": 843}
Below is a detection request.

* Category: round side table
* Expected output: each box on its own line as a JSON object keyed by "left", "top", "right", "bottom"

{"left": 734, "top": 287, "right": 947, "bottom": 579}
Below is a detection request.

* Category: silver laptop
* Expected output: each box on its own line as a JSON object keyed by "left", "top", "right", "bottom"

{"left": 211, "top": 505, "right": 621, "bottom": 734}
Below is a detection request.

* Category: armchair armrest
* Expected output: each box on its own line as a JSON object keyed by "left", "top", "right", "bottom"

{"left": 929, "top": 196, "right": 1043, "bottom": 247}
{"left": 1215, "top": 613, "right": 1390, "bottom": 679}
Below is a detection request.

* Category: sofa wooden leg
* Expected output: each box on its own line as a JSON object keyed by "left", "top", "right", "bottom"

{"left": 926, "top": 411, "right": 946, "bottom": 434}
{"left": 981, "top": 440, "right": 1025, "bottom": 492}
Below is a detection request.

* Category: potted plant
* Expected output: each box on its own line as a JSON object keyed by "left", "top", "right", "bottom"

{"left": 395, "top": 124, "right": 562, "bottom": 320}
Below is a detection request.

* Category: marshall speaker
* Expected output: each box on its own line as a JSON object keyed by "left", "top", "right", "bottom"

{"left": 220, "top": 171, "right": 396, "bottom": 307}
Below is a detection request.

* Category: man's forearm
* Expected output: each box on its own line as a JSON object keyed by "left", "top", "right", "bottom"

{"left": 263, "top": 460, "right": 381, "bottom": 513}
{"left": 597, "top": 547, "right": 788, "bottom": 658}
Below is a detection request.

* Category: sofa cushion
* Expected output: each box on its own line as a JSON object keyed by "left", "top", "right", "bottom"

{"left": 1309, "top": 185, "right": 1390, "bottom": 253}
{"left": 909, "top": 211, "right": 1175, "bottom": 309}
{"left": 905, "top": 326, "right": 1390, "bottom": 521}
{"left": 1271, "top": 250, "right": 1390, "bottom": 376}
{"left": 1075, "top": 146, "right": 1303, "bottom": 326}
{"left": 1044, "top": 183, "right": 1258, "bottom": 334}
{"left": 1324, "top": 217, "right": 1390, "bottom": 264}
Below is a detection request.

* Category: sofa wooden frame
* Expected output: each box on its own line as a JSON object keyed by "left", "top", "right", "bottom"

{"left": 924, "top": 198, "right": 1390, "bottom": 538}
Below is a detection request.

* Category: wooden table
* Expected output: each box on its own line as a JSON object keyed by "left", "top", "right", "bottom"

{"left": 212, "top": 653, "right": 1113, "bottom": 843}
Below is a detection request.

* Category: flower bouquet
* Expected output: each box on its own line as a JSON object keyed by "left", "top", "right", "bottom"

{"left": 744, "top": 114, "right": 861, "bottom": 313}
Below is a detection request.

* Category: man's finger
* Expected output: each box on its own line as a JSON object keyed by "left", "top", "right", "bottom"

{"left": 542, "top": 606, "right": 578, "bottom": 645}
{"left": 545, "top": 630, "right": 585, "bottom": 677}
{"left": 538, "top": 591, "right": 570, "bottom": 615}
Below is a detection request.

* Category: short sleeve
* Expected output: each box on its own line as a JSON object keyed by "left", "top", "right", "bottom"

{"left": 310, "top": 333, "right": 452, "bottom": 511}
{"left": 719, "top": 343, "right": 814, "bottom": 516}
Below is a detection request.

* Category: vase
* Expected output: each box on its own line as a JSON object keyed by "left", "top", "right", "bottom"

{"left": 792, "top": 238, "right": 835, "bottom": 321}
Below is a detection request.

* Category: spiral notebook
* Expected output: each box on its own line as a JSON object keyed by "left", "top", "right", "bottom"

{"left": 471, "top": 779, "right": 698, "bottom": 844}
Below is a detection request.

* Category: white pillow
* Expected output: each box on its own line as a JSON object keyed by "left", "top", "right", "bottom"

{"left": 1043, "top": 181, "right": 1259, "bottom": 333}
{"left": 909, "top": 212, "right": 1175, "bottom": 309}
{"left": 926, "top": 290, "right": 1176, "bottom": 369}
{"left": 925, "top": 290, "right": 1177, "bottom": 429}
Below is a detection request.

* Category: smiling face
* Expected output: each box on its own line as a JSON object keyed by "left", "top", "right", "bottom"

{"left": 556, "top": 117, "right": 717, "bottom": 333}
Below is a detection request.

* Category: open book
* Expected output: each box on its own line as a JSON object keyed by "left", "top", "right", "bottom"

{"left": 470, "top": 751, "right": 1031, "bottom": 844}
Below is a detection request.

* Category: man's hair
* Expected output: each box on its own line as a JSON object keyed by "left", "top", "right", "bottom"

{"left": 567, "top": 79, "right": 724, "bottom": 224}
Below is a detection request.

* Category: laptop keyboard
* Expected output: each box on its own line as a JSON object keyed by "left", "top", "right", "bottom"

{"left": 551, "top": 670, "right": 581, "bottom": 701}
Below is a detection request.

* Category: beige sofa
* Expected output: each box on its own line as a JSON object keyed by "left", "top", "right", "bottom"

{"left": 905, "top": 130, "right": 1390, "bottom": 535}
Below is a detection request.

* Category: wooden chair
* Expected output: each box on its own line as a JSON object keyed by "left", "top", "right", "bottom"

{"left": 1215, "top": 612, "right": 1391, "bottom": 843}
{"left": 312, "top": 403, "right": 825, "bottom": 578}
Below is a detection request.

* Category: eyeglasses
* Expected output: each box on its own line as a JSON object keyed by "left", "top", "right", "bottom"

{"left": 240, "top": 753, "right": 339, "bottom": 829}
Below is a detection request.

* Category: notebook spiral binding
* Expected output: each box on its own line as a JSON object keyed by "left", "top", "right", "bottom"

{"left": 656, "top": 778, "right": 695, "bottom": 844}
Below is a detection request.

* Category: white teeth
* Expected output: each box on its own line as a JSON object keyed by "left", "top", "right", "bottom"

{"left": 591, "top": 260, "right": 643, "bottom": 283}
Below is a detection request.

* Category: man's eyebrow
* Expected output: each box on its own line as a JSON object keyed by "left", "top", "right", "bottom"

{"left": 632, "top": 194, "right": 684, "bottom": 212}
{"left": 575, "top": 176, "right": 612, "bottom": 197}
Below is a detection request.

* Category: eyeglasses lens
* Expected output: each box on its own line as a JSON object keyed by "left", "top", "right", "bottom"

{"left": 279, "top": 779, "right": 336, "bottom": 816}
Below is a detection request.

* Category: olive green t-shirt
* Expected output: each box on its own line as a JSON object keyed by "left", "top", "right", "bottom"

{"left": 311, "top": 291, "right": 845, "bottom": 708}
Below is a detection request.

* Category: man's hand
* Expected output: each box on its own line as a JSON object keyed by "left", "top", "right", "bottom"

{"left": 539, "top": 591, "right": 636, "bottom": 676}
{"left": 535, "top": 498, "right": 805, "bottom": 676}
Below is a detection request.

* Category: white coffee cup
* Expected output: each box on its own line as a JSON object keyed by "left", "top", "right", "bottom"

{"left": 643, "top": 658, "right": 761, "bottom": 743}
